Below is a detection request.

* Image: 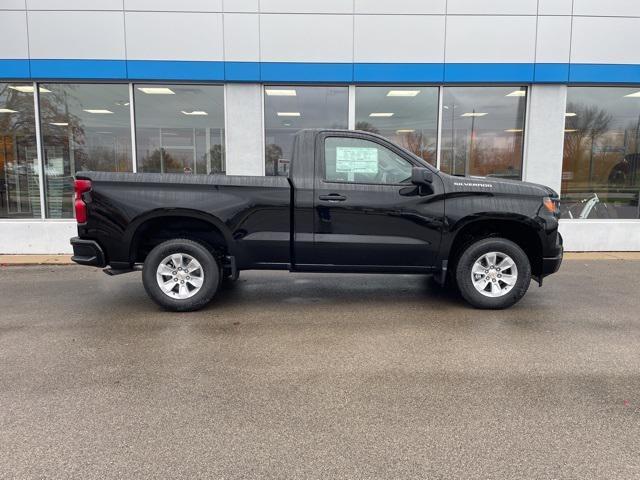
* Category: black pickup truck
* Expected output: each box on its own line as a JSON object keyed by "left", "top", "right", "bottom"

{"left": 70, "top": 129, "right": 562, "bottom": 311}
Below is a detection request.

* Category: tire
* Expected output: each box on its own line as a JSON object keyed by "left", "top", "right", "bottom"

{"left": 455, "top": 237, "right": 531, "bottom": 309}
{"left": 142, "top": 238, "right": 221, "bottom": 312}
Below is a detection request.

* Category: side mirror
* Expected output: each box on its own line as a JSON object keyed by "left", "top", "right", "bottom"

{"left": 411, "top": 167, "right": 433, "bottom": 185}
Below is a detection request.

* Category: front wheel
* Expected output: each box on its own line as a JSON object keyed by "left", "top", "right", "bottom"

{"left": 142, "top": 239, "right": 221, "bottom": 312}
{"left": 455, "top": 237, "right": 531, "bottom": 309}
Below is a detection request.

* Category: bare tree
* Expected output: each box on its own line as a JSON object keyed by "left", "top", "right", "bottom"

{"left": 354, "top": 121, "right": 379, "bottom": 134}
{"left": 563, "top": 102, "right": 613, "bottom": 184}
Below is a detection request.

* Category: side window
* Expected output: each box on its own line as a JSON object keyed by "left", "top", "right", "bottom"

{"left": 324, "top": 137, "right": 413, "bottom": 184}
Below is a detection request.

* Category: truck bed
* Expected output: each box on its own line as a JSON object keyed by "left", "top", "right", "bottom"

{"left": 76, "top": 171, "right": 292, "bottom": 269}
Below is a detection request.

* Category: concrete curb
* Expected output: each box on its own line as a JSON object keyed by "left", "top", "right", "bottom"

{"left": 1, "top": 252, "right": 640, "bottom": 265}
{"left": 564, "top": 252, "right": 640, "bottom": 260}
{"left": 0, "top": 255, "right": 74, "bottom": 265}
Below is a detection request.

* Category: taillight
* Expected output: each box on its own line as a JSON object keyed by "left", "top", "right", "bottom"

{"left": 74, "top": 179, "right": 92, "bottom": 224}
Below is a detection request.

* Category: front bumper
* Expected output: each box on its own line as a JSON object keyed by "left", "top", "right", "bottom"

{"left": 542, "top": 249, "right": 563, "bottom": 276}
{"left": 541, "top": 233, "right": 563, "bottom": 277}
{"left": 70, "top": 237, "right": 106, "bottom": 267}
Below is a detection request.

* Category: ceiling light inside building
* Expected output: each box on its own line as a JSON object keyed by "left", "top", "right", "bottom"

{"left": 396, "top": 129, "right": 415, "bottom": 133}
{"left": 181, "top": 110, "right": 208, "bottom": 116}
{"left": 624, "top": 91, "right": 640, "bottom": 98}
{"left": 0, "top": 108, "right": 18, "bottom": 113}
{"left": 369, "top": 112, "right": 394, "bottom": 117}
{"left": 9, "top": 85, "right": 51, "bottom": 93}
{"left": 265, "top": 89, "right": 297, "bottom": 96}
{"left": 83, "top": 109, "right": 113, "bottom": 114}
{"left": 565, "top": 112, "right": 577, "bottom": 117}
{"left": 387, "top": 90, "right": 421, "bottom": 97}
{"left": 564, "top": 129, "right": 578, "bottom": 133}
{"left": 277, "top": 112, "right": 301, "bottom": 117}
{"left": 504, "top": 129, "right": 523, "bottom": 133}
{"left": 461, "top": 112, "right": 488, "bottom": 117}
{"left": 506, "top": 90, "right": 526, "bottom": 97}
{"left": 138, "top": 87, "right": 175, "bottom": 95}
{"left": 50, "top": 122, "right": 68, "bottom": 126}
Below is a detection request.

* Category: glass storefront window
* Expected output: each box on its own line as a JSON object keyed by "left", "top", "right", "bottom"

{"left": 440, "top": 86, "right": 526, "bottom": 180}
{"left": 134, "top": 84, "right": 225, "bottom": 175}
{"left": 264, "top": 86, "right": 348, "bottom": 176}
{"left": 355, "top": 86, "right": 439, "bottom": 166}
{"left": 0, "top": 83, "right": 40, "bottom": 218}
{"left": 562, "top": 87, "right": 640, "bottom": 219}
{"left": 39, "top": 83, "right": 132, "bottom": 218}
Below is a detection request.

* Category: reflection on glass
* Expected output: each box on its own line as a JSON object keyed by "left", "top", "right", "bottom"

{"left": 264, "top": 86, "right": 348, "bottom": 176}
{"left": 39, "top": 84, "right": 132, "bottom": 218}
{"left": 135, "top": 84, "right": 225, "bottom": 175}
{"left": 440, "top": 86, "right": 526, "bottom": 179}
{"left": 562, "top": 87, "right": 640, "bottom": 219}
{"left": 0, "top": 83, "right": 40, "bottom": 218}
{"left": 355, "top": 86, "right": 438, "bottom": 165}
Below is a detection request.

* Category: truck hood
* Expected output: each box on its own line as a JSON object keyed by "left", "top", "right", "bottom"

{"left": 442, "top": 174, "right": 558, "bottom": 199}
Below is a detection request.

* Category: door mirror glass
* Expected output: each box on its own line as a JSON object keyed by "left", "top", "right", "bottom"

{"left": 411, "top": 167, "right": 433, "bottom": 185}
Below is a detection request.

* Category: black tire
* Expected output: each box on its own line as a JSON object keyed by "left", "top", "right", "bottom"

{"left": 455, "top": 237, "right": 531, "bottom": 309}
{"left": 142, "top": 238, "right": 221, "bottom": 312}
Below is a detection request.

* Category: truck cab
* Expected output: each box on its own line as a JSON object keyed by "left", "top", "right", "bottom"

{"left": 290, "top": 129, "right": 444, "bottom": 272}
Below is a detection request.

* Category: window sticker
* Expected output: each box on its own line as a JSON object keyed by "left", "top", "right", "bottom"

{"left": 335, "top": 147, "right": 379, "bottom": 174}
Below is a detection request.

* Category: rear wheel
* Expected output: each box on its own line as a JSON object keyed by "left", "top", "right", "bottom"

{"left": 142, "top": 238, "right": 220, "bottom": 312}
{"left": 455, "top": 237, "right": 531, "bottom": 309}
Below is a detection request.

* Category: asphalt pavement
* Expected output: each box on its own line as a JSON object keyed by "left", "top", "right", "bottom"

{"left": 1, "top": 260, "right": 639, "bottom": 479}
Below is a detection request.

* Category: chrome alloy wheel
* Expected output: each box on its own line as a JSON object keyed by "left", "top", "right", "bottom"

{"left": 156, "top": 253, "right": 204, "bottom": 300}
{"left": 471, "top": 251, "right": 518, "bottom": 298}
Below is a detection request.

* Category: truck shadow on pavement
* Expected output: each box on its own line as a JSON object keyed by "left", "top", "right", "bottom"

{"left": 95, "top": 270, "right": 473, "bottom": 315}
{"left": 207, "top": 272, "right": 465, "bottom": 310}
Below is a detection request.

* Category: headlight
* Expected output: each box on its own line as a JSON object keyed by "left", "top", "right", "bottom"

{"left": 542, "top": 196, "right": 560, "bottom": 216}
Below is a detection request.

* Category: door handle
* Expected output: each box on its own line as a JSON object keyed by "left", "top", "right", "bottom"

{"left": 318, "top": 194, "right": 347, "bottom": 202}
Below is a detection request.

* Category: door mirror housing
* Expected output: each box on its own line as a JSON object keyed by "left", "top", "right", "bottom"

{"left": 411, "top": 167, "right": 433, "bottom": 186}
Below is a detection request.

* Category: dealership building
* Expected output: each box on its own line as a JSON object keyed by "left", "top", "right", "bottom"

{"left": 1, "top": 0, "right": 640, "bottom": 253}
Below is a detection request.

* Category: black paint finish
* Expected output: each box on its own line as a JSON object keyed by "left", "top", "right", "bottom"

{"left": 73, "top": 129, "right": 562, "bottom": 280}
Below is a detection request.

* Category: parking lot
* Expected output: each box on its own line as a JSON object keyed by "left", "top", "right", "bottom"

{"left": 1, "top": 259, "right": 639, "bottom": 479}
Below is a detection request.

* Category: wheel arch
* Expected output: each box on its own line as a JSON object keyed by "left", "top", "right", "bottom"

{"left": 125, "top": 209, "right": 234, "bottom": 264}
{"left": 446, "top": 216, "right": 544, "bottom": 278}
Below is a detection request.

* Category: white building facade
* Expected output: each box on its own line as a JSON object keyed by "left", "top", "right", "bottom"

{"left": 1, "top": 0, "right": 640, "bottom": 253}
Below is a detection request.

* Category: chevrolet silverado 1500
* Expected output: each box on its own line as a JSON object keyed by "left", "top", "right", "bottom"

{"left": 70, "top": 129, "right": 563, "bottom": 311}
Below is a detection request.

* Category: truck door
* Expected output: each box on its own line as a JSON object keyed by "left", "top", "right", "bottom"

{"left": 309, "top": 132, "right": 444, "bottom": 270}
